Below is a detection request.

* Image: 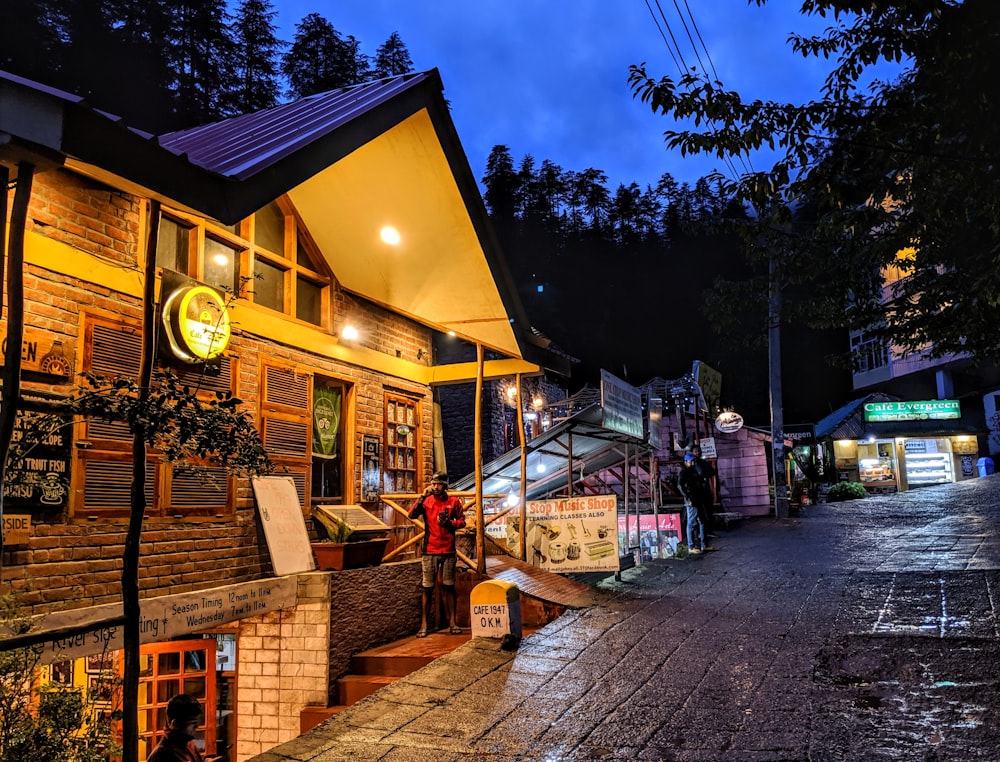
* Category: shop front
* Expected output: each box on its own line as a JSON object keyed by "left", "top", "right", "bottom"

{"left": 818, "top": 396, "right": 986, "bottom": 493}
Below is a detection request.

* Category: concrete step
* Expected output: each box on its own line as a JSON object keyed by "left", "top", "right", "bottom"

{"left": 336, "top": 673, "right": 400, "bottom": 705}
{"left": 299, "top": 705, "right": 347, "bottom": 734}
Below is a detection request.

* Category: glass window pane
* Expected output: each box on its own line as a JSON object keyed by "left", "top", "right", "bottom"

{"left": 157, "top": 680, "right": 180, "bottom": 702}
{"left": 156, "top": 216, "right": 189, "bottom": 273}
{"left": 254, "top": 202, "right": 285, "bottom": 255}
{"left": 254, "top": 258, "right": 285, "bottom": 311}
{"left": 158, "top": 652, "right": 181, "bottom": 676}
{"left": 296, "top": 276, "right": 322, "bottom": 324}
{"left": 296, "top": 240, "right": 312, "bottom": 268}
{"left": 204, "top": 238, "right": 239, "bottom": 292}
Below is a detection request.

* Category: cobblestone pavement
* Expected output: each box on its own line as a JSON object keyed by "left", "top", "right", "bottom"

{"left": 251, "top": 476, "right": 1000, "bottom": 761}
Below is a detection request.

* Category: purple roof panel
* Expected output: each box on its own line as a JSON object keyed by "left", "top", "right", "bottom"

{"left": 156, "top": 72, "right": 435, "bottom": 180}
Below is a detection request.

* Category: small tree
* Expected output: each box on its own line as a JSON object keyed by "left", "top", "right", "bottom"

{"left": 0, "top": 595, "right": 121, "bottom": 762}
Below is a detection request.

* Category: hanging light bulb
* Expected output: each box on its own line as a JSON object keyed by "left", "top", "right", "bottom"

{"left": 506, "top": 489, "right": 519, "bottom": 508}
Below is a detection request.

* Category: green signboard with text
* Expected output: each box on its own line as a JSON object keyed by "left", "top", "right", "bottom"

{"left": 863, "top": 400, "right": 960, "bottom": 422}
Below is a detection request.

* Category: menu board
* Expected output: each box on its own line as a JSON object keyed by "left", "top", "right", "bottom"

{"left": 251, "top": 476, "right": 316, "bottom": 576}
{"left": 4, "top": 410, "right": 72, "bottom": 510}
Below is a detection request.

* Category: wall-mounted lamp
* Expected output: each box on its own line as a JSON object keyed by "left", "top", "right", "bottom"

{"left": 341, "top": 325, "right": 359, "bottom": 341}
{"left": 417, "top": 348, "right": 425, "bottom": 360}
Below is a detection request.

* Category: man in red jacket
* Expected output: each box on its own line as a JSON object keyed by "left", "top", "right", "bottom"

{"left": 408, "top": 471, "right": 467, "bottom": 636}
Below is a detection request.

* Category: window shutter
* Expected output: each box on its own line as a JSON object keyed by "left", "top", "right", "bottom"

{"left": 260, "top": 362, "right": 312, "bottom": 506}
{"left": 261, "top": 364, "right": 311, "bottom": 459}
{"left": 81, "top": 456, "right": 157, "bottom": 518}
{"left": 78, "top": 313, "right": 238, "bottom": 519}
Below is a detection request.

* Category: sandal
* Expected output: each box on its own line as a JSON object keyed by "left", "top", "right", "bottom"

{"left": 449, "top": 625, "right": 463, "bottom": 635}
{"left": 416, "top": 629, "right": 428, "bottom": 638}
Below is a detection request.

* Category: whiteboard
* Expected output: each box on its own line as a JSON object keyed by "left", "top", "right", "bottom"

{"left": 251, "top": 476, "right": 316, "bottom": 576}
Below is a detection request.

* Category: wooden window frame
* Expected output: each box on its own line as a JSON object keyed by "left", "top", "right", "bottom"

{"left": 383, "top": 392, "right": 420, "bottom": 494}
{"left": 156, "top": 199, "right": 331, "bottom": 329}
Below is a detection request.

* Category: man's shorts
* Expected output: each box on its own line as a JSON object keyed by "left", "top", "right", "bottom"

{"left": 421, "top": 554, "right": 456, "bottom": 588}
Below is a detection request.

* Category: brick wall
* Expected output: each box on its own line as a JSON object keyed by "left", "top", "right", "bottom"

{"left": 4, "top": 169, "right": 435, "bottom": 619}
{"left": 234, "top": 565, "right": 422, "bottom": 760}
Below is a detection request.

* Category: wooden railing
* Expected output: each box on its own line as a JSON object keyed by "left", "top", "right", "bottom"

{"left": 379, "top": 491, "right": 514, "bottom": 568}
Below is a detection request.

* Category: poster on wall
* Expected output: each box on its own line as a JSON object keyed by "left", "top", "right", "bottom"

{"left": 361, "top": 435, "right": 381, "bottom": 501}
{"left": 517, "top": 495, "right": 620, "bottom": 573}
{"left": 618, "top": 513, "right": 684, "bottom": 560}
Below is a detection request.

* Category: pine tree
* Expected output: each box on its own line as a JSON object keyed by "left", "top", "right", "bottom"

{"left": 231, "top": 0, "right": 284, "bottom": 113}
{"left": 282, "top": 13, "right": 366, "bottom": 98}
{"left": 0, "top": 0, "right": 65, "bottom": 84}
{"left": 169, "top": 0, "right": 240, "bottom": 127}
{"left": 372, "top": 31, "right": 414, "bottom": 78}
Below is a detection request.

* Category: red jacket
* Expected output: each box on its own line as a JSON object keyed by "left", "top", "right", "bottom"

{"left": 409, "top": 493, "right": 466, "bottom": 554}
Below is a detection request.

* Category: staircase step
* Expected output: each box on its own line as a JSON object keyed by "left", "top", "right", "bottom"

{"left": 350, "top": 630, "right": 471, "bottom": 676}
{"left": 300, "top": 705, "right": 347, "bottom": 733}
{"left": 337, "top": 674, "right": 400, "bottom": 705}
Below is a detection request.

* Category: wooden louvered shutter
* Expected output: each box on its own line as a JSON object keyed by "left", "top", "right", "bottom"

{"left": 79, "top": 319, "right": 148, "bottom": 518}
{"left": 78, "top": 314, "right": 238, "bottom": 519}
{"left": 260, "top": 362, "right": 311, "bottom": 509}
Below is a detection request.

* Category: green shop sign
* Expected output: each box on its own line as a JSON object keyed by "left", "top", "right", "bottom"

{"left": 863, "top": 399, "right": 960, "bottom": 422}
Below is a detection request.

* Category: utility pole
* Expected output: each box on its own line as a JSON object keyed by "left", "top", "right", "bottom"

{"left": 769, "top": 251, "right": 789, "bottom": 518}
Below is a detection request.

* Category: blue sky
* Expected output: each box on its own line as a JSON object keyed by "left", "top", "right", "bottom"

{"left": 271, "top": 1, "right": 838, "bottom": 190}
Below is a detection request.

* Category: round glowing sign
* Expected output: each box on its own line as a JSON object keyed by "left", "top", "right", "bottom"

{"left": 163, "top": 285, "right": 232, "bottom": 363}
{"left": 715, "top": 410, "right": 744, "bottom": 434}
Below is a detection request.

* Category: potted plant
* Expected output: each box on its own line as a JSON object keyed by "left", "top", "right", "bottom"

{"left": 310, "top": 508, "right": 389, "bottom": 571}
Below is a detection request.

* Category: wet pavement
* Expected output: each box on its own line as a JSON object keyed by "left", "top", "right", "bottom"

{"left": 250, "top": 476, "right": 1000, "bottom": 761}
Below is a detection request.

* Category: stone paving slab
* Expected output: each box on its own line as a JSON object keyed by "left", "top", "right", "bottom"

{"left": 250, "top": 476, "right": 1000, "bottom": 761}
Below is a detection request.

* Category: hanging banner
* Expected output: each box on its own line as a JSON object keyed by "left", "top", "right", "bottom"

{"left": 524, "top": 495, "right": 619, "bottom": 573}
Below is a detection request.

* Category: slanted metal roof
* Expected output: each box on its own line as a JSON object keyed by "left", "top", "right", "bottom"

{"left": 452, "top": 405, "right": 651, "bottom": 504}
{"left": 156, "top": 73, "right": 433, "bottom": 181}
{"left": 814, "top": 392, "right": 898, "bottom": 440}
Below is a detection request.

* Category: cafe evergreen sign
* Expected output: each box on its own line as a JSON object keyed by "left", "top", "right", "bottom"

{"left": 863, "top": 399, "right": 960, "bottom": 423}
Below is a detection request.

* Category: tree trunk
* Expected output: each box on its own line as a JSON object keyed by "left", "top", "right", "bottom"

{"left": 121, "top": 200, "right": 161, "bottom": 762}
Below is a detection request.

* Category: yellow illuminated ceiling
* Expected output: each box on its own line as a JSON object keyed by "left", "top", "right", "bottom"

{"left": 288, "top": 109, "right": 520, "bottom": 357}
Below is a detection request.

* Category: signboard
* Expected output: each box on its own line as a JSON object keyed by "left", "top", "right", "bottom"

{"left": 863, "top": 400, "right": 960, "bottom": 422}
{"left": 161, "top": 276, "right": 232, "bottom": 364}
{"left": 251, "top": 476, "right": 316, "bottom": 576}
{"left": 2, "top": 514, "right": 31, "bottom": 545}
{"left": 692, "top": 360, "right": 722, "bottom": 414}
{"left": 20, "top": 576, "right": 297, "bottom": 664}
{"left": 600, "top": 370, "right": 643, "bottom": 439}
{"left": 524, "top": 495, "right": 619, "bottom": 573}
{"left": 4, "top": 410, "right": 72, "bottom": 510}
{"left": 782, "top": 424, "right": 816, "bottom": 444}
{"left": 362, "top": 434, "right": 381, "bottom": 501}
{"left": 0, "top": 326, "right": 75, "bottom": 378}
{"left": 698, "top": 437, "right": 717, "bottom": 458}
{"left": 715, "top": 410, "right": 744, "bottom": 433}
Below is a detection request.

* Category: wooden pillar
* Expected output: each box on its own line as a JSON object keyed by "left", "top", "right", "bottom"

{"left": 474, "top": 343, "right": 486, "bottom": 574}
